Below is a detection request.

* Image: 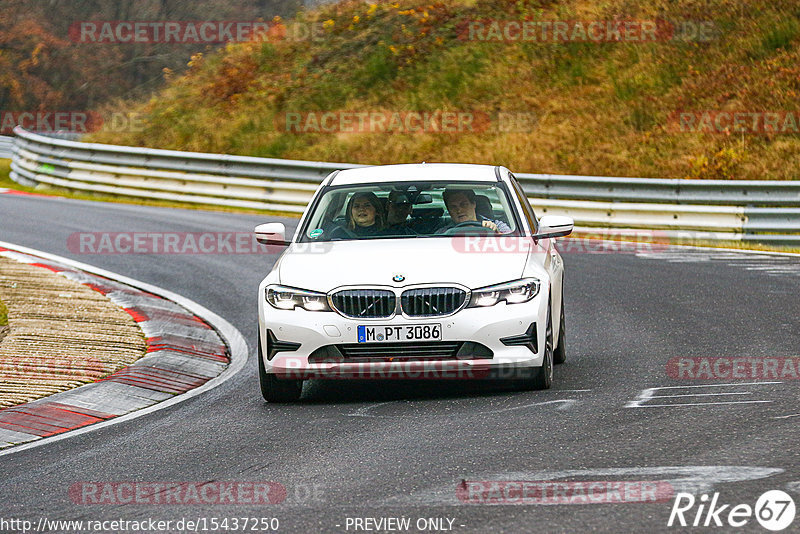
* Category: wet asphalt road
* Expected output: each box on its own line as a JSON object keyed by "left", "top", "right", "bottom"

{"left": 1, "top": 192, "right": 799, "bottom": 533}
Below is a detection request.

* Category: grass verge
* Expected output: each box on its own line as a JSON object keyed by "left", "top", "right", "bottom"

{"left": 0, "top": 296, "right": 7, "bottom": 328}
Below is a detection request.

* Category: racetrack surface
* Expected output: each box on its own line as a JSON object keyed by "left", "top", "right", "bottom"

{"left": 1, "top": 193, "right": 799, "bottom": 533}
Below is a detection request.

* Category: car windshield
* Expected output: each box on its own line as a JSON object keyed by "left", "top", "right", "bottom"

{"left": 298, "top": 181, "right": 520, "bottom": 242}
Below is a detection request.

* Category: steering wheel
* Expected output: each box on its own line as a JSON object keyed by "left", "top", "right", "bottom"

{"left": 328, "top": 225, "right": 358, "bottom": 240}
{"left": 442, "top": 221, "right": 495, "bottom": 235}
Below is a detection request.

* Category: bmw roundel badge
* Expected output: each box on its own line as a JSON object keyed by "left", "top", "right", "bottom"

{"left": 392, "top": 274, "right": 405, "bottom": 282}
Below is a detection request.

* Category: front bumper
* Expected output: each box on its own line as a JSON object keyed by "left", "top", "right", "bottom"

{"left": 258, "top": 294, "right": 548, "bottom": 379}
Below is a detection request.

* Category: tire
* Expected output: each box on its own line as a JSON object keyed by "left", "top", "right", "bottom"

{"left": 517, "top": 303, "right": 553, "bottom": 391}
{"left": 553, "top": 292, "right": 566, "bottom": 365}
{"left": 258, "top": 336, "right": 303, "bottom": 402}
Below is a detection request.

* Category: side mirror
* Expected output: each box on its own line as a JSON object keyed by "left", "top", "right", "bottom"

{"left": 534, "top": 215, "right": 574, "bottom": 239}
{"left": 255, "top": 222, "right": 289, "bottom": 245}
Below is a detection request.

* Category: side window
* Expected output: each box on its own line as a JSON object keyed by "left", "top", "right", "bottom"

{"left": 509, "top": 173, "right": 538, "bottom": 233}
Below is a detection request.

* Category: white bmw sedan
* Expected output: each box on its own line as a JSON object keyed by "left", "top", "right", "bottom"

{"left": 255, "top": 163, "right": 573, "bottom": 402}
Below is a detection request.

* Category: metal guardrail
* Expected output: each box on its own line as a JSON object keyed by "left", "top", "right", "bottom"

{"left": 10, "top": 127, "right": 358, "bottom": 213}
{"left": 8, "top": 127, "right": 800, "bottom": 245}
{"left": 515, "top": 173, "right": 800, "bottom": 206}
{"left": 0, "top": 136, "right": 13, "bottom": 159}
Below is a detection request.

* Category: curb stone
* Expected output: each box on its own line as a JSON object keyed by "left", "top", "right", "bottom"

{"left": 0, "top": 247, "right": 231, "bottom": 450}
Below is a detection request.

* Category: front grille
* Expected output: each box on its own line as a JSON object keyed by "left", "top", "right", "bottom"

{"left": 307, "top": 341, "right": 493, "bottom": 363}
{"left": 338, "top": 341, "right": 463, "bottom": 362}
{"left": 401, "top": 287, "right": 467, "bottom": 317}
{"left": 331, "top": 289, "right": 396, "bottom": 318}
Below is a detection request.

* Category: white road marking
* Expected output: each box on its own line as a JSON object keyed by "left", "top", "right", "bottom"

{"left": 488, "top": 399, "right": 576, "bottom": 413}
{"left": 346, "top": 398, "right": 578, "bottom": 418}
{"left": 637, "top": 249, "right": 800, "bottom": 277}
{"left": 649, "top": 392, "right": 754, "bottom": 398}
{"left": 625, "top": 382, "right": 781, "bottom": 408}
{"left": 633, "top": 401, "right": 772, "bottom": 408}
{"left": 772, "top": 413, "right": 800, "bottom": 419}
{"left": 346, "top": 401, "right": 398, "bottom": 418}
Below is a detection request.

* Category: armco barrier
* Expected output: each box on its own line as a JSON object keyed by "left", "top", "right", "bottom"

{"left": 0, "top": 136, "right": 13, "bottom": 159}
{"left": 515, "top": 173, "right": 800, "bottom": 206}
{"left": 8, "top": 127, "right": 800, "bottom": 245}
{"left": 10, "top": 128, "right": 357, "bottom": 213}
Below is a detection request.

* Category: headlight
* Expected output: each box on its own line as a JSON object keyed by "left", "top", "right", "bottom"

{"left": 468, "top": 278, "right": 540, "bottom": 307}
{"left": 265, "top": 285, "right": 331, "bottom": 311}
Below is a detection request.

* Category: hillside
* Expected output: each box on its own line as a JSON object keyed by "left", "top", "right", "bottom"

{"left": 0, "top": 0, "right": 301, "bottom": 116}
{"left": 89, "top": 0, "right": 800, "bottom": 180}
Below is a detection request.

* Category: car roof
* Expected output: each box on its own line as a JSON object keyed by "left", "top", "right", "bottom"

{"left": 328, "top": 163, "right": 503, "bottom": 186}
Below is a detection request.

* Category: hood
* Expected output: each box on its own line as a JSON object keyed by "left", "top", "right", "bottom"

{"left": 277, "top": 237, "right": 530, "bottom": 291}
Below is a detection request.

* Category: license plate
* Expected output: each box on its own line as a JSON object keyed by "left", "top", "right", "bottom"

{"left": 357, "top": 324, "right": 442, "bottom": 343}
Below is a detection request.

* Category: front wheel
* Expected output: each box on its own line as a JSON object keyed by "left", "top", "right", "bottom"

{"left": 258, "top": 336, "right": 303, "bottom": 402}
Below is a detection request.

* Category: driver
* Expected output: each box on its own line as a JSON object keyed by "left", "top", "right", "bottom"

{"left": 439, "top": 188, "right": 511, "bottom": 234}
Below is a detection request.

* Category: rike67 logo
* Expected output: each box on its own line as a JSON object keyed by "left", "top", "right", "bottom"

{"left": 668, "top": 490, "right": 795, "bottom": 531}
